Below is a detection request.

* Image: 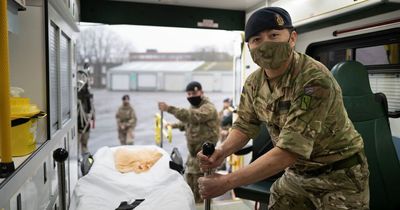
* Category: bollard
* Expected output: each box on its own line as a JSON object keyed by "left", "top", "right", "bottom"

{"left": 53, "top": 148, "right": 69, "bottom": 210}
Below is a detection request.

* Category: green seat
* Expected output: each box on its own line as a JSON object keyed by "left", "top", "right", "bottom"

{"left": 332, "top": 61, "right": 400, "bottom": 210}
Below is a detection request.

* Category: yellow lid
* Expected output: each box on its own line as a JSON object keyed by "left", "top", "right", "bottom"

{"left": 10, "top": 97, "right": 41, "bottom": 120}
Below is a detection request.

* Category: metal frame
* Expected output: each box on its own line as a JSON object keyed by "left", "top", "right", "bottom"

{"left": 80, "top": 0, "right": 245, "bottom": 31}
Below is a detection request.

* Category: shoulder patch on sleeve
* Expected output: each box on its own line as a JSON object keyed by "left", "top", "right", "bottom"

{"left": 304, "top": 86, "right": 315, "bottom": 95}
{"left": 300, "top": 95, "right": 311, "bottom": 110}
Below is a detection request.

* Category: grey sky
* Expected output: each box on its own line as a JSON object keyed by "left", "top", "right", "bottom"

{"left": 79, "top": 23, "right": 241, "bottom": 54}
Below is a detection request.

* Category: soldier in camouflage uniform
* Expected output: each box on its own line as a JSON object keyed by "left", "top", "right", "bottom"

{"left": 158, "top": 81, "right": 219, "bottom": 203}
{"left": 116, "top": 95, "right": 137, "bottom": 145}
{"left": 77, "top": 83, "right": 94, "bottom": 154}
{"left": 197, "top": 7, "right": 369, "bottom": 209}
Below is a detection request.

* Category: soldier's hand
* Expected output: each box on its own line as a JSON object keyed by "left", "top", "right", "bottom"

{"left": 197, "top": 147, "right": 225, "bottom": 172}
{"left": 198, "top": 173, "right": 231, "bottom": 199}
{"left": 158, "top": 102, "right": 169, "bottom": 111}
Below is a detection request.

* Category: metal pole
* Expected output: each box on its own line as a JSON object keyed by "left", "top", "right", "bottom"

{"left": 0, "top": 0, "right": 15, "bottom": 178}
{"left": 202, "top": 142, "right": 215, "bottom": 210}
{"left": 205, "top": 169, "right": 211, "bottom": 210}
{"left": 160, "top": 111, "right": 163, "bottom": 148}
{"left": 53, "top": 148, "right": 69, "bottom": 210}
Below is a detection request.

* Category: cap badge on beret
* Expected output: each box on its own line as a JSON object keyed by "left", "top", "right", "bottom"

{"left": 194, "top": 87, "right": 198, "bottom": 91}
{"left": 276, "top": 14, "right": 285, "bottom": 26}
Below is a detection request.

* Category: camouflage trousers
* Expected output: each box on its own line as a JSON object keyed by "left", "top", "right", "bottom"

{"left": 118, "top": 128, "right": 134, "bottom": 145}
{"left": 185, "top": 173, "right": 204, "bottom": 203}
{"left": 78, "top": 131, "right": 90, "bottom": 154}
{"left": 269, "top": 162, "right": 369, "bottom": 210}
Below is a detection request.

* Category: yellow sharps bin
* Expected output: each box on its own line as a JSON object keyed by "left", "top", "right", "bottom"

{"left": 7, "top": 97, "right": 45, "bottom": 157}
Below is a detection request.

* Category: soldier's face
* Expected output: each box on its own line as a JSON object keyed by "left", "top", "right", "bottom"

{"left": 248, "top": 29, "right": 297, "bottom": 50}
{"left": 223, "top": 102, "right": 230, "bottom": 109}
{"left": 123, "top": 99, "right": 129, "bottom": 105}
{"left": 186, "top": 90, "right": 203, "bottom": 98}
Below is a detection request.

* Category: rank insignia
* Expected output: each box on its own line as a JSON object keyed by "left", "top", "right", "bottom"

{"left": 276, "top": 14, "right": 285, "bottom": 26}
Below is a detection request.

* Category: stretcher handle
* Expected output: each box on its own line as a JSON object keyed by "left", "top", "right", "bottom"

{"left": 53, "top": 148, "right": 69, "bottom": 210}
{"left": 202, "top": 142, "right": 215, "bottom": 210}
{"left": 202, "top": 142, "right": 215, "bottom": 156}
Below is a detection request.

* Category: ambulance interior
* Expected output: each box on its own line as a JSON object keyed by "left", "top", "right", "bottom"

{"left": 1, "top": 0, "right": 400, "bottom": 210}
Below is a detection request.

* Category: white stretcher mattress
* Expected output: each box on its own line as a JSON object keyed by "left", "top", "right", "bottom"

{"left": 70, "top": 145, "right": 195, "bottom": 210}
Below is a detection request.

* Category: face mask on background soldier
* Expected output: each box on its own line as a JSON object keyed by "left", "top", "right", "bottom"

{"left": 250, "top": 36, "right": 293, "bottom": 70}
{"left": 187, "top": 96, "right": 202, "bottom": 106}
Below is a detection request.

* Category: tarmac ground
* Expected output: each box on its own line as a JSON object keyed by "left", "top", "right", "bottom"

{"left": 88, "top": 89, "right": 230, "bottom": 165}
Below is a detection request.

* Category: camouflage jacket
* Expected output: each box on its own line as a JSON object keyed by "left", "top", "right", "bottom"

{"left": 232, "top": 52, "right": 364, "bottom": 172}
{"left": 167, "top": 97, "right": 219, "bottom": 173}
{"left": 116, "top": 104, "right": 137, "bottom": 130}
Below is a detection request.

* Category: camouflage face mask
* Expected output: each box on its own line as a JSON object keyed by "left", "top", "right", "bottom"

{"left": 250, "top": 41, "right": 292, "bottom": 70}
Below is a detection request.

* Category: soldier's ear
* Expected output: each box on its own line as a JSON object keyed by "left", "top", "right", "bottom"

{"left": 289, "top": 30, "right": 297, "bottom": 48}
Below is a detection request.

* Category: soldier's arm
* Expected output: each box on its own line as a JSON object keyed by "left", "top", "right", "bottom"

{"left": 277, "top": 75, "right": 334, "bottom": 159}
{"left": 171, "top": 122, "right": 185, "bottom": 131}
{"left": 199, "top": 78, "right": 261, "bottom": 170}
{"left": 231, "top": 78, "right": 261, "bottom": 140}
{"left": 220, "top": 129, "right": 250, "bottom": 158}
{"left": 167, "top": 104, "right": 216, "bottom": 123}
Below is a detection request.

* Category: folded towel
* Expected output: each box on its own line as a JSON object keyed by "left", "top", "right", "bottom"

{"left": 114, "top": 148, "right": 163, "bottom": 173}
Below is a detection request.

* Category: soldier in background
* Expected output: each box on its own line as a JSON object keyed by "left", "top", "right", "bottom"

{"left": 78, "top": 83, "right": 94, "bottom": 154}
{"left": 77, "top": 60, "right": 95, "bottom": 155}
{"left": 219, "top": 98, "right": 234, "bottom": 143}
{"left": 116, "top": 95, "right": 137, "bottom": 145}
{"left": 218, "top": 98, "right": 234, "bottom": 171}
{"left": 197, "top": 7, "right": 369, "bottom": 209}
{"left": 158, "top": 81, "right": 219, "bottom": 203}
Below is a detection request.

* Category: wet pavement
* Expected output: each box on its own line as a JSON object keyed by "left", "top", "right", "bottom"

{"left": 88, "top": 89, "right": 230, "bottom": 164}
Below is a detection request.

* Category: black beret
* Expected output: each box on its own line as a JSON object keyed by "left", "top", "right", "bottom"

{"left": 122, "top": 95, "right": 130, "bottom": 100}
{"left": 186, "top": 81, "right": 202, "bottom": 92}
{"left": 245, "top": 7, "right": 293, "bottom": 42}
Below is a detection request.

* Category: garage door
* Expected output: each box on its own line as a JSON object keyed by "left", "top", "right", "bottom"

{"left": 111, "top": 74, "right": 130, "bottom": 90}
{"left": 138, "top": 73, "right": 157, "bottom": 90}
{"left": 164, "top": 74, "right": 186, "bottom": 91}
{"left": 192, "top": 74, "right": 214, "bottom": 92}
{"left": 221, "top": 74, "right": 233, "bottom": 93}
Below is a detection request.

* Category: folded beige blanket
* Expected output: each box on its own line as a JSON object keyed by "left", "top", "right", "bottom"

{"left": 114, "top": 148, "right": 163, "bottom": 173}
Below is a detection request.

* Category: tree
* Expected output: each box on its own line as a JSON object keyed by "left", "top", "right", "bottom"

{"left": 77, "top": 25, "right": 134, "bottom": 64}
{"left": 192, "top": 46, "right": 233, "bottom": 61}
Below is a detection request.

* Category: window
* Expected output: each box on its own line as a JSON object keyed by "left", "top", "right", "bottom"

{"left": 307, "top": 28, "right": 400, "bottom": 115}
{"left": 356, "top": 44, "right": 399, "bottom": 66}
{"left": 369, "top": 74, "right": 400, "bottom": 112}
{"left": 314, "top": 49, "right": 352, "bottom": 70}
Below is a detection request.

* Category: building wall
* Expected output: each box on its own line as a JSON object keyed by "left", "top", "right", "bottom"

{"left": 108, "top": 70, "right": 233, "bottom": 92}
